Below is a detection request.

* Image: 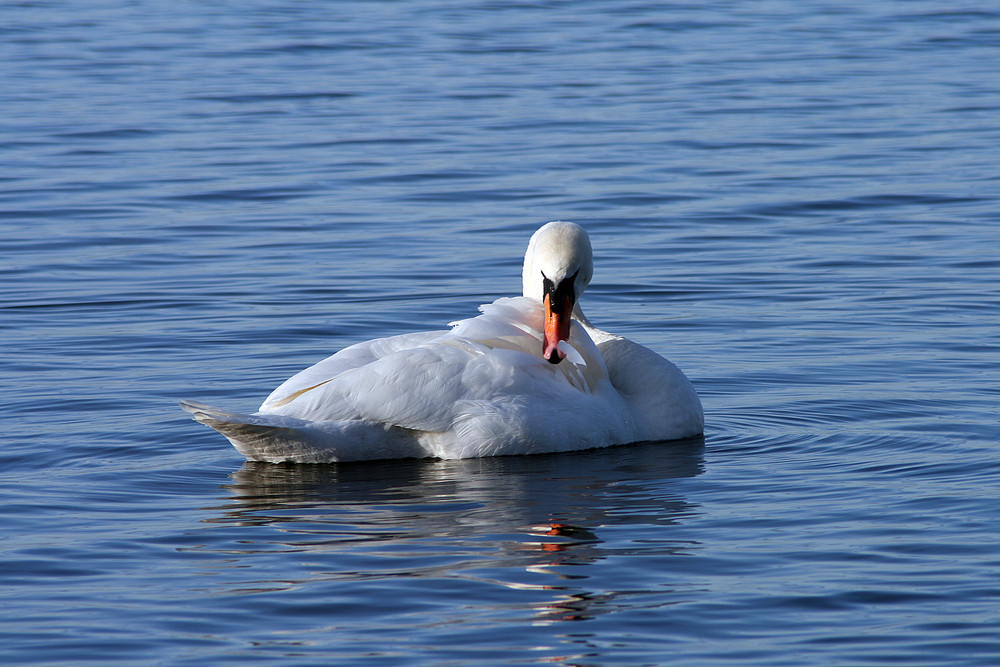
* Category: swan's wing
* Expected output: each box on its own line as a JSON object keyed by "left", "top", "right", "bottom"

{"left": 259, "top": 329, "right": 446, "bottom": 415}
{"left": 258, "top": 333, "right": 528, "bottom": 432}
{"left": 255, "top": 297, "right": 612, "bottom": 434}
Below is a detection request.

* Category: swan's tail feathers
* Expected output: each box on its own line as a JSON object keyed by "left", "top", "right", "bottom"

{"left": 180, "top": 400, "right": 314, "bottom": 462}
{"left": 180, "top": 400, "right": 250, "bottom": 426}
{"left": 179, "top": 400, "right": 428, "bottom": 463}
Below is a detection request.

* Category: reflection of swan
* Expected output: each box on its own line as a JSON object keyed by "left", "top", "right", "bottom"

{"left": 221, "top": 439, "right": 704, "bottom": 535}
{"left": 182, "top": 221, "right": 703, "bottom": 462}
{"left": 207, "top": 439, "right": 705, "bottom": 627}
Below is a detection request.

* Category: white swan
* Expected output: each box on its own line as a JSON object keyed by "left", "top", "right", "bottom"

{"left": 181, "top": 221, "right": 703, "bottom": 462}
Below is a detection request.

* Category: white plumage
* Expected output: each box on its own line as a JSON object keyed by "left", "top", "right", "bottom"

{"left": 181, "top": 221, "right": 703, "bottom": 462}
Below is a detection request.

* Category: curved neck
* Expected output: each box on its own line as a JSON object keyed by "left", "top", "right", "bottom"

{"left": 572, "top": 303, "right": 593, "bottom": 328}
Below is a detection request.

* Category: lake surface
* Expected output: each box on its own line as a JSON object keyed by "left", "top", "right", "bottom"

{"left": 2, "top": 1, "right": 999, "bottom": 664}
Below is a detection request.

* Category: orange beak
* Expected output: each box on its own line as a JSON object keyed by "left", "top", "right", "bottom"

{"left": 543, "top": 286, "right": 574, "bottom": 364}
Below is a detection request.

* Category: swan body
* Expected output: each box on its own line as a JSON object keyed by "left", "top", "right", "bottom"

{"left": 182, "top": 222, "right": 703, "bottom": 462}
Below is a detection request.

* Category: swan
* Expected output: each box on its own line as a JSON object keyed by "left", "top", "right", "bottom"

{"left": 181, "top": 221, "right": 703, "bottom": 462}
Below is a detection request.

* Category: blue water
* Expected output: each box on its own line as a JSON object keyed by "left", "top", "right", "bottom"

{"left": 2, "top": 1, "right": 999, "bottom": 664}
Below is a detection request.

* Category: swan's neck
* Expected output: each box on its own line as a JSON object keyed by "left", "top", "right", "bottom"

{"left": 572, "top": 304, "right": 620, "bottom": 346}
{"left": 572, "top": 303, "right": 592, "bottom": 327}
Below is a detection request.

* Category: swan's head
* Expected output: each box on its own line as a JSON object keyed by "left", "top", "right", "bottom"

{"left": 521, "top": 221, "right": 594, "bottom": 364}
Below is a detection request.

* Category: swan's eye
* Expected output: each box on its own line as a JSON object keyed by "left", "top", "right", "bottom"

{"left": 541, "top": 272, "right": 555, "bottom": 295}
